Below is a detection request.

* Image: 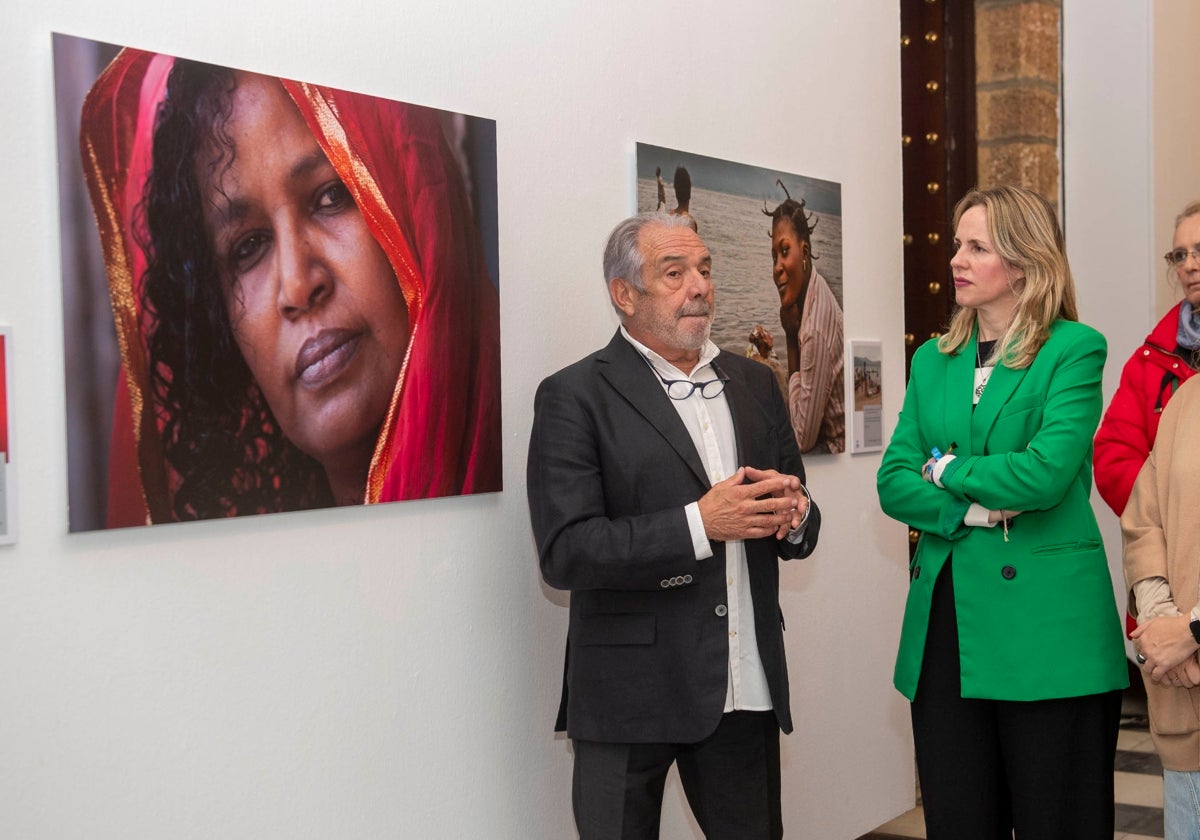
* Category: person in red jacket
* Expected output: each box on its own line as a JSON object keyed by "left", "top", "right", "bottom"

{"left": 1095, "top": 200, "right": 1200, "bottom": 516}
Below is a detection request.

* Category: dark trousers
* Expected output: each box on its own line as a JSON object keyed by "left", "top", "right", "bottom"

{"left": 571, "top": 711, "right": 782, "bottom": 840}
{"left": 911, "top": 564, "right": 1122, "bottom": 839}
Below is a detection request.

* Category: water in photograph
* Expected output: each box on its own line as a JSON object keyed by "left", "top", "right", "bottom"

{"left": 638, "top": 179, "right": 843, "bottom": 358}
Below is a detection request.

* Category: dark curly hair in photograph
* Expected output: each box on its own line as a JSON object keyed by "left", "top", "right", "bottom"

{"left": 763, "top": 178, "right": 820, "bottom": 261}
{"left": 137, "top": 59, "right": 332, "bottom": 520}
{"left": 672, "top": 165, "right": 692, "bottom": 205}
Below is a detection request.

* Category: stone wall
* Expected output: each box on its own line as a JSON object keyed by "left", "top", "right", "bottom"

{"left": 975, "top": 0, "right": 1061, "bottom": 207}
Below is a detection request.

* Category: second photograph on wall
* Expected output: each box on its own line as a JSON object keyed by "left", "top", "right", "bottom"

{"left": 636, "top": 143, "right": 846, "bottom": 455}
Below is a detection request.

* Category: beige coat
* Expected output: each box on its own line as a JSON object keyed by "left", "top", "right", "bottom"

{"left": 1123, "top": 376, "right": 1200, "bottom": 771}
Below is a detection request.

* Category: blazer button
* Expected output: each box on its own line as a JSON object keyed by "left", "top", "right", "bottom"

{"left": 683, "top": 574, "right": 693, "bottom": 584}
{"left": 912, "top": 566, "right": 921, "bottom": 580}
{"left": 660, "top": 579, "right": 670, "bottom": 588}
{"left": 1001, "top": 565, "right": 1017, "bottom": 580}
{"left": 715, "top": 604, "right": 728, "bottom": 617}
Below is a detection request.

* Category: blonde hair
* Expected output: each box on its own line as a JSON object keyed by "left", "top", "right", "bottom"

{"left": 938, "top": 185, "right": 1077, "bottom": 369}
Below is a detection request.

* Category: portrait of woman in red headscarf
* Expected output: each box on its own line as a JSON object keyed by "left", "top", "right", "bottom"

{"left": 62, "top": 41, "right": 501, "bottom": 528}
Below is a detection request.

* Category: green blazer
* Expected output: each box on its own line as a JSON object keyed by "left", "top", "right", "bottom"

{"left": 877, "top": 320, "right": 1128, "bottom": 702}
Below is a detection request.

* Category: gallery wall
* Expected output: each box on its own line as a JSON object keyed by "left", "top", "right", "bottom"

{"left": 1064, "top": 0, "right": 1200, "bottom": 390}
{"left": 1061, "top": 1, "right": 1152, "bottom": 624}
{"left": 2, "top": 0, "right": 1190, "bottom": 836}
{"left": 0, "top": 1, "right": 913, "bottom": 838}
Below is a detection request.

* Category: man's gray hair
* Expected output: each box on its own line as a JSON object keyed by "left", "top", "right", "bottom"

{"left": 603, "top": 212, "right": 694, "bottom": 293}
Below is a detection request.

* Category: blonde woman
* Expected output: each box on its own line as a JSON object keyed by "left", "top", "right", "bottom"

{"left": 877, "top": 185, "right": 1127, "bottom": 837}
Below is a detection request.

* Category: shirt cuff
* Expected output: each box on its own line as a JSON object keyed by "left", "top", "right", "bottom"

{"left": 964, "top": 503, "right": 995, "bottom": 528}
{"left": 685, "top": 501, "right": 713, "bottom": 560}
{"left": 1132, "top": 576, "right": 1181, "bottom": 620}
{"left": 785, "top": 484, "right": 812, "bottom": 544}
{"left": 931, "top": 453, "right": 957, "bottom": 488}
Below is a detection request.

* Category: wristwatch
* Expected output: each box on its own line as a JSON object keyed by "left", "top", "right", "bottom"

{"left": 1190, "top": 616, "right": 1200, "bottom": 645}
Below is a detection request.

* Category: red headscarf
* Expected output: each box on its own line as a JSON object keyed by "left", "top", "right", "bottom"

{"left": 80, "top": 49, "right": 502, "bottom": 526}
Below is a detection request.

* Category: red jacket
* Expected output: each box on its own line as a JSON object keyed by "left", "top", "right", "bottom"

{"left": 1094, "top": 302, "right": 1198, "bottom": 515}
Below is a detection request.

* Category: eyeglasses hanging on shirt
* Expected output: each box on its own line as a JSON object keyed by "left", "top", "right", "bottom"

{"left": 640, "top": 354, "right": 730, "bottom": 400}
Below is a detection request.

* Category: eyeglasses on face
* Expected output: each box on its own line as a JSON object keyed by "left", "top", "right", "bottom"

{"left": 1164, "top": 247, "right": 1200, "bottom": 267}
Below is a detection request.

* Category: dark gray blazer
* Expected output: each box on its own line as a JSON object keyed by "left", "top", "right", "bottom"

{"left": 528, "top": 330, "right": 820, "bottom": 744}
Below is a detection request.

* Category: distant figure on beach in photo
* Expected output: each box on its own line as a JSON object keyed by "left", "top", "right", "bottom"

{"left": 670, "top": 165, "right": 699, "bottom": 232}
{"left": 765, "top": 180, "right": 844, "bottom": 454}
{"left": 656, "top": 166, "right": 666, "bottom": 210}
{"left": 747, "top": 324, "right": 789, "bottom": 398}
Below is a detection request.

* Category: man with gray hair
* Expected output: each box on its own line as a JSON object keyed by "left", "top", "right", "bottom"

{"left": 528, "top": 212, "right": 821, "bottom": 839}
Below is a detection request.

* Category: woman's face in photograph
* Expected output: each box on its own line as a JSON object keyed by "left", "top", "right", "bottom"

{"left": 1173, "top": 213, "right": 1200, "bottom": 307}
{"left": 771, "top": 217, "right": 809, "bottom": 308}
{"left": 199, "top": 72, "right": 410, "bottom": 474}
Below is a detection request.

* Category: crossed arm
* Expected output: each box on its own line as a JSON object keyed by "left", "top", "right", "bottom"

{"left": 878, "top": 331, "right": 1106, "bottom": 535}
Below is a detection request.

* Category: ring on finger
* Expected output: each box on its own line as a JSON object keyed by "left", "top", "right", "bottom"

{"left": 1136, "top": 652, "right": 1147, "bottom": 665}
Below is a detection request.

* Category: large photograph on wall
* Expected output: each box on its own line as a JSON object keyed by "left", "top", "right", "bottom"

{"left": 636, "top": 143, "right": 845, "bottom": 454}
{"left": 53, "top": 34, "right": 501, "bottom": 531}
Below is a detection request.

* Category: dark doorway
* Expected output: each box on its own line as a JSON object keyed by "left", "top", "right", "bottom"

{"left": 899, "top": 0, "right": 977, "bottom": 553}
{"left": 900, "top": 0, "right": 977, "bottom": 376}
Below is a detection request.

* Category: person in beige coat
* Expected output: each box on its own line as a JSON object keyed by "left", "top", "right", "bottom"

{"left": 1122, "top": 374, "right": 1200, "bottom": 838}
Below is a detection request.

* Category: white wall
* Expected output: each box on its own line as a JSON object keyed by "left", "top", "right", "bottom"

{"left": 1062, "top": 0, "right": 1152, "bottom": 621}
{"left": 1, "top": 1, "right": 912, "bottom": 838}
{"left": 1064, "top": 0, "right": 1200, "bottom": 415}
{"left": 1063, "top": 1, "right": 1152, "bottom": 378}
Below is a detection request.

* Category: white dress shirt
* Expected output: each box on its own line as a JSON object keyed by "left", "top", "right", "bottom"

{"left": 620, "top": 327, "right": 774, "bottom": 712}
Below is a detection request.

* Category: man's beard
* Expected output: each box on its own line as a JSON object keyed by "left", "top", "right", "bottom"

{"left": 671, "top": 302, "right": 713, "bottom": 350}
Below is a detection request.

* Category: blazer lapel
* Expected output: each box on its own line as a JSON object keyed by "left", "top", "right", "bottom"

{"left": 597, "top": 332, "right": 710, "bottom": 487}
{"left": 719, "top": 356, "right": 757, "bottom": 468}
{"left": 946, "top": 337, "right": 976, "bottom": 454}
{"left": 972, "top": 359, "right": 1029, "bottom": 446}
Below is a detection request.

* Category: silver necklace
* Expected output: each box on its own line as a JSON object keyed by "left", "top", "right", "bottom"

{"left": 974, "top": 342, "right": 993, "bottom": 403}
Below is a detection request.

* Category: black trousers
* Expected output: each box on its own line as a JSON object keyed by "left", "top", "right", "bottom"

{"left": 911, "top": 563, "right": 1122, "bottom": 839}
{"left": 571, "top": 710, "right": 782, "bottom": 840}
